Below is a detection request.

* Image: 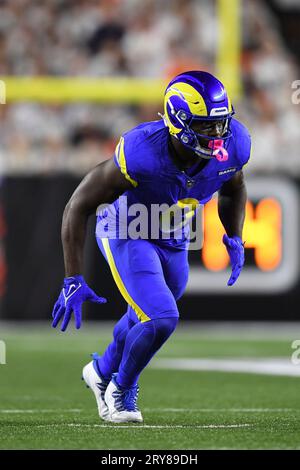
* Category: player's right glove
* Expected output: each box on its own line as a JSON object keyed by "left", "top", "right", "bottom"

{"left": 51, "top": 275, "right": 106, "bottom": 332}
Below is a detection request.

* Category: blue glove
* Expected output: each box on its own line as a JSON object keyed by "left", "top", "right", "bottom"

{"left": 51, "top": 275, "right": 107, "bottom": 331}
{"left": 222, "top": 234, "right": 245, "bottom": 286}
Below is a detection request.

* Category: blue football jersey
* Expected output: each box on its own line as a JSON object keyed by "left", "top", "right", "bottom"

{"left": 96, "top": 118, "right": 251, "bottom": 248}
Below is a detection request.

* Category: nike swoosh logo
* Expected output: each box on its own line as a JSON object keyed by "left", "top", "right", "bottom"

{"left": 63, "top": 283, "right": 82, "bottom": 306}
{"left": 66, "top": 284, "right": 76, "bottom": 296}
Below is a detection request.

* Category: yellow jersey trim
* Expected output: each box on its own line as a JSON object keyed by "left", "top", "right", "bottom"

{"left": 101, "top": 238, "right": 150, "bottom": 323}
{"left": 116, "top": 137, "right": 138, "bottom": 188}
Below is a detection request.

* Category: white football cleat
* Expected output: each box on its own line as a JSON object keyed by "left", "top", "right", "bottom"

{"left": 82, "top": 358, "right": 110, "bottom": 421}
{"left": 104, "top": 373, "right": 143, "bottom": 423}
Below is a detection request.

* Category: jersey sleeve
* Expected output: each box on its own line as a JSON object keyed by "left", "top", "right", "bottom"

{"left": 114, "top": 128, "right": 150, "bottom": 187}
{"left": 113, "top": 134, "right": 139, "bottom": 187}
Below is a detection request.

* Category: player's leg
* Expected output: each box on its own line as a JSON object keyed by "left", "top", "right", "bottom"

{"left": 97, "top": 237, "right": 179, "bottom": 422}
{"left": 94, "top": 305, "right": 137, "bottom": 380}
{"left": 160, "top": 246, "right": 190, "bottom": 301}
{"left": 82, "top": 305, "right": 137, "bottom": 421}
{"left": 115, "top": 316, "right": 178, "bottom": 389}
{"left": 96, "top": 243, "right": 188, "bottom": 386}
{"left": 112, "top": 245, "right": 189, "bottom": 391}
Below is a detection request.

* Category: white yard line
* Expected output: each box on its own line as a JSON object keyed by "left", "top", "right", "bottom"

{"left": 144, "top": 408, "right": 297, "bottom": 413}
{"left": 0, "top": 409, "right": 82, "bottom": 413}
{"left": 152, "top": 358, "right": 300, "bottom": 377}
{"left": 41, "top": 423, "right": 252, "bottom": 429}
{"left": 1, "top": 407, "right": 298, "bottom": 414}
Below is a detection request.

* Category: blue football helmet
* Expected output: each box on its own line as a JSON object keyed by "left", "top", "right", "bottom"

{"left": 163, "top": 70, "right": 235, "bottom": 160}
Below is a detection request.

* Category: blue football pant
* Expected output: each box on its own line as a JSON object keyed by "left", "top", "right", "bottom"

{"left": 96, "top": 238, "right": 189, "bottom": 388}
{"left": 97, "top": 308, "right": 178, "bottom": 388}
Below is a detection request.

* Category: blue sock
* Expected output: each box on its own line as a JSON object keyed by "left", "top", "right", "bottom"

{"left": 97, "top": 311, "right": 136, "bottom": 380}
{"left": 116, "top": 317, "right": 178, "bottom": 389}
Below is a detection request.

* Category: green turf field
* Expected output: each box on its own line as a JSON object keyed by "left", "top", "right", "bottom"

{"left": 0, "top": 323, "right": 300, "bottom": 450}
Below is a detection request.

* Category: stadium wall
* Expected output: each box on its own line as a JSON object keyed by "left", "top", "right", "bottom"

{"left": 1, "top": 175, "right": 299, "bottom": 322}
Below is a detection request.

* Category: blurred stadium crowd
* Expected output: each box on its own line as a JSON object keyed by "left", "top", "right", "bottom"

{"left": 0, "top": 0, "right": 299, "bottom": 175}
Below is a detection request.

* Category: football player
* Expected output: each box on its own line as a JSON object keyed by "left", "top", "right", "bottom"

{"left": 51, "top": 71, "right": 251, "bottom": 423}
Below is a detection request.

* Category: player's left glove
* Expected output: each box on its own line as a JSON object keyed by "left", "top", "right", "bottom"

{"left": 51, "top": 275, "right": 107, "bottom": 331}
{"left": 222, "top": 234, "right": 245, "bottom": 287}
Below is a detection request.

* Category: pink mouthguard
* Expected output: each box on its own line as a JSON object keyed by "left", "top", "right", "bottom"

{"left": 208, "top": 139, "right": 228, "bottom": 162}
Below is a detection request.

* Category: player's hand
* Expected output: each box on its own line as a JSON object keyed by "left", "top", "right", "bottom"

{"left": 51, "top": 275, "right": 107, "bottom": 331}
{"left": 222, "top": 234, "right": 245, "bottom": 286}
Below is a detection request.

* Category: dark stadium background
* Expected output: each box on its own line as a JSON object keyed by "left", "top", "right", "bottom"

{"left": 0, "top": 0, "right": 299, "bottom": 323}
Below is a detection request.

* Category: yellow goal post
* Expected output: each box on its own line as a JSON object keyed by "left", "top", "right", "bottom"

{"left": 1, "top": 0, "right": 241, "bottom": 105}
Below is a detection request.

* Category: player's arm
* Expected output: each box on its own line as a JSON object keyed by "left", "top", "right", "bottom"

{"left": 217, "top": 170, "right": 247, "bottom": 286}
{"left": 218, "top": 170, "right": 247, "bottom": 238}
{"left": 62, "top": 158, "right": 132, "bottom": 276}
{"left": 52, "top": 158, "right": 133, "bottom": 331}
